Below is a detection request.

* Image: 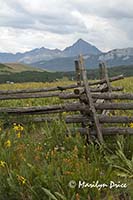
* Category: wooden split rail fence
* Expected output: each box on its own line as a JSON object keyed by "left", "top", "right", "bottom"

{"left": 0, "top": 55, "right": 133, "bottom": 143}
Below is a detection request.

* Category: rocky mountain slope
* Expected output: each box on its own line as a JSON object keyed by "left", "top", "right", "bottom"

{"left": 33, "top": 48, "right": 133, "bottom": 71}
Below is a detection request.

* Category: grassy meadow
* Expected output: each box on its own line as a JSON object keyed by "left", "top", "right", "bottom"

{"left": 0, "top": 63, "right": 44, "bottom": 74}
{"left": 0, "top": 78, "right": 133, "bottom": 200}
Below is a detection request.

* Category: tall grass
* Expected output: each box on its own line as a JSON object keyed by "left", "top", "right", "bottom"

{"left": 0, "top": 79, "right": 133, "bottom": 199}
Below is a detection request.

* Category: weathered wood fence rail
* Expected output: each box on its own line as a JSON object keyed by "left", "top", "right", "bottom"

{"left": 0, "top": 55, "right": 133, "bottom": 142}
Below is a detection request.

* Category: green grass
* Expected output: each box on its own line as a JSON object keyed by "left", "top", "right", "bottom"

{"left": 5, "top": 63, "right": 44, "bottom": 73}
{"left": 0, "top": 79, "right": 133, "bottom": 200}
{"left": 0, "top": 63, "right": 44, "bottom": 75}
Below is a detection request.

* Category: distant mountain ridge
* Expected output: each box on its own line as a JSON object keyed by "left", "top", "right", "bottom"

{"left": 0, "top": 39, "right": 102, "bottom": 64}
{"left": 33, "top": 47, "right": 133, "bottom": 71}
{"left": 0, "top": 39, "right": 133, "bottom": 71}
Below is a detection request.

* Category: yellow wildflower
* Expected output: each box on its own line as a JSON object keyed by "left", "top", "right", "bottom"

{"left": 130, "top": 122, "right": 133, "bottom": 128}
{"left": 13, "top": 125, "right": 19, "bottom": 131}
{"left": 4, "top": 140, "right": 11, "bottom": 148}
{"left": 17, "top": 132, "right": 21, "bottom": 138}
{"left": 0, "top": 127, "right": 2, "bottom": 131}
{"left": 13, "top": 124, "right": 24, "bottom": 131}
{"left": 18, "top": 124, "right": 24, "bottom": 131}
{"left": 0, "top": 161, "right": 6, "bottom": 168}
{"left": 17, "top": 175, "right": 26, "bottom": 185}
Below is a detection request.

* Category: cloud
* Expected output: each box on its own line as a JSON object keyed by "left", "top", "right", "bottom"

{"left": 67, "top": 0, "right": 133, "bottom": 19}
{"left": 0, "top": 0, "right": 86, "bottom": 33}
{"left": 0, "top": 0, "right": 133, "bottom": 53}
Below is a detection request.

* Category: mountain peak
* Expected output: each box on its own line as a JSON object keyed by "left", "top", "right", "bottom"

{"left": 63, "top": 38, "right": 102, "bottom": 56}
{"left": 75, "top": 38, "right": 88, "bottom": 44}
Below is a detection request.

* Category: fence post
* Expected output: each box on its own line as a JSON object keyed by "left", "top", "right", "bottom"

{"left": 75, "top": 60, "right": 81, "bottom": 86}
{"left": 99, "top": 62, "right": 112, "bottom": 92}
{"left": 99, "top": 63, "right": 105, "bottom": 80}
{"left": 99, "top": 62, "right": 113, "bottom": 115}
{"left": 79, "top": 55, "right": 104, "bottom": 143}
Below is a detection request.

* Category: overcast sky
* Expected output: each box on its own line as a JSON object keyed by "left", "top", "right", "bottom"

{"left": 0, "top": 0, "right": 133, "bottom": 53}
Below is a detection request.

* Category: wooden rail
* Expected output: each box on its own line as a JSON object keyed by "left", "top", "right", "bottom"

{"left": 71, "top": 127, "right": 133, "bottom": 135}
{"left": 59, "top": 92, "right": 133, "bottom": 100}
{"left": 65, "top": 115, "right": 133, "bottom": 124}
